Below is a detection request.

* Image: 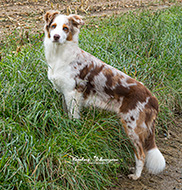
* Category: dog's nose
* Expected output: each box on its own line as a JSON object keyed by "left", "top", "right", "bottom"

{"left": 54, "top": 34, "right": 60, "bottom": 41}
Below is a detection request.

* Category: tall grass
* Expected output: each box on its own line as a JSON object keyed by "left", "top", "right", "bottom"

{"left": 0, "top": 6, "right": 182, "bottom": 189}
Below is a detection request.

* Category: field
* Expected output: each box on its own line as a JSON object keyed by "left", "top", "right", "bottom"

{"left": 0, "top": 1, "right": 182, "bottom": 189}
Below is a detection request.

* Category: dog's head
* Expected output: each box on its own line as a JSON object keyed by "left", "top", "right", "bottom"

{"left": 44, "top": 10, "right": 84, "bottom": 44}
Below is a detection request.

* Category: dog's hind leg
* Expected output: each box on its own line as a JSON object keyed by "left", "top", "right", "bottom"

{"left": 120, "top": 119, "right": 146, "bottom": 180}
{"left": 128, "top": 148, "right": 145, "bottom": 180}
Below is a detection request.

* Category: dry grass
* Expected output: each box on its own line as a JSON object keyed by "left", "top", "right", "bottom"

{"left": 0, "top": 0, "right": 181, "bottom": 45}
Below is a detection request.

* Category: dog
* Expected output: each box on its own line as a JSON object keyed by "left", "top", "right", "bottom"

{"left": 43, "top": 10, "right": 165, "bottom": 180}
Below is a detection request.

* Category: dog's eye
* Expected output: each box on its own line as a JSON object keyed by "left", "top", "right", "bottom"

{"left": 51, "top": 24, "right": 57, "bottom": 29}
{"left": 63, "top": 26, "right": 69, "bottom": 32}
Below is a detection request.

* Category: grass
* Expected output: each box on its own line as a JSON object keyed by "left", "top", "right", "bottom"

{"left": 0, "top": 5, "right": 182, "bottom": 190}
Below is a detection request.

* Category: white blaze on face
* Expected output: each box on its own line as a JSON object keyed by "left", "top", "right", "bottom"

{"left": 49, "top": 15, "right": 69, "bottom": 44}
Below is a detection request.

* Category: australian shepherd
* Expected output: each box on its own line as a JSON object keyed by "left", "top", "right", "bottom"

{"left": 43, "top": 10, "right": 165, "bottom": 180}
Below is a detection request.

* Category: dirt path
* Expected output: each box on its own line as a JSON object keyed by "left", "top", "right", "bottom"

{"left": 0, "top": 1, "right": 182, "bottom": 189}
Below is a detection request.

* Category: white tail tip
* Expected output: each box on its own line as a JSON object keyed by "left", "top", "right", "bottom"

{"left": 145, "top": 148, "right": 166, "bottom": 174}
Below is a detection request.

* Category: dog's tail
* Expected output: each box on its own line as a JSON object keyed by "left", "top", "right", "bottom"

{"left": 143, "top": 103, "right": 166, "bottom": 175}
{"left": 145, "top": 147, "right": 166, "bottom": 174}
{"left": 144, "top": 122, "right": 166, "bottom": 174}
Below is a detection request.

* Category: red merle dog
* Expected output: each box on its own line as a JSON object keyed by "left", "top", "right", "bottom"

{"left": 43, "top": 10, "right": 165, "bottom": 180}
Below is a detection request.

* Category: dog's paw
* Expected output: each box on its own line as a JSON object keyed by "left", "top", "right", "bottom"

{"left": 128, "top": 174, "right": 140, "bottom": 180}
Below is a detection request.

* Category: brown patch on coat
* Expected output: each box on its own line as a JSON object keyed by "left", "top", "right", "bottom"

{"left": 104, "top": 82, "right": 130, "bottom": 101}
{"left": 46, "top": 25, "right": 51, "bottom": 38}
{"left": 79, "top": 62, "right": 94, "bottom": 80}
{"left": 83, "top": 82, "right": 96, "bottom": 99}
{"left": 143, "top": 124, "right": 156, "bottom": 151}
{"left": 102, "top": 68, "right": 114, "bottom": 87}
{"left": 144, "top": 108, "right": 157, "bottom": 128}
{"left": 120, "top": 82, "right": 152, "bottom": 113}
{"left": 136, "top": 111, "right": 145, "bottom": 127}
{"left": 87, "top": 64, "right": 104, "bottom": 82}
{"left": 84, "top": 64, "right": 104, "bottom": 98}
{"left": 76, "top": 63, "right": 104, "bottom": 99}
{"left": 67, "top": 31, "right": 73, "bottom": 41}
{"left": 103, "top": 67, "right": 124, "bottom": 88}
{"left": 134, "top": 109, "right": 157, "bottom": 151}
{"left": 135, "top": 112, "right": 148, "bottom": 143}
{"left": 147, "top": 96, "right": 159, "bottom": 112}
{"left": 75, "top": 83, "right": 85, "bottom": 93}
{"left": 102, "top": 71, "right": 153, "bottom": 112}
{"left": 127, "top": 78, "right": 136, "bottom": 84}
{"left": 113, "top": 74, "right": 123, "bottom": 85}
{"left": 128, "top": 125, "right": 132, "bottom": 129}
{"left": 135, "top": 125, "right": 148, "bottom": 146}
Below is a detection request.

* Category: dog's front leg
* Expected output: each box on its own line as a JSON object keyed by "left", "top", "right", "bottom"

{"left": 64, "top": 90, "right": 82, "bottom": 119}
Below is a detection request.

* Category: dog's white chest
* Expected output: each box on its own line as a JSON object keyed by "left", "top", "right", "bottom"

{"left": 48, "top": 63, "right": 75, "bottom": 93}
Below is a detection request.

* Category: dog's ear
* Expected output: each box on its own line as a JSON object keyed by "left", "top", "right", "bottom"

{"left": 68, "top": 15, "right": 85, "bottom": 28}
{"left": 44, "top": 10, "right": 60, "bottom": 24}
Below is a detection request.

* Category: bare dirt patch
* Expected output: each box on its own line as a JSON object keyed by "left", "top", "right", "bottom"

{"left": 0, "top": 0, "right": 181, "bottom": 43}
{"left": 0, "top": 1, "right": 182, "bottom": 189}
